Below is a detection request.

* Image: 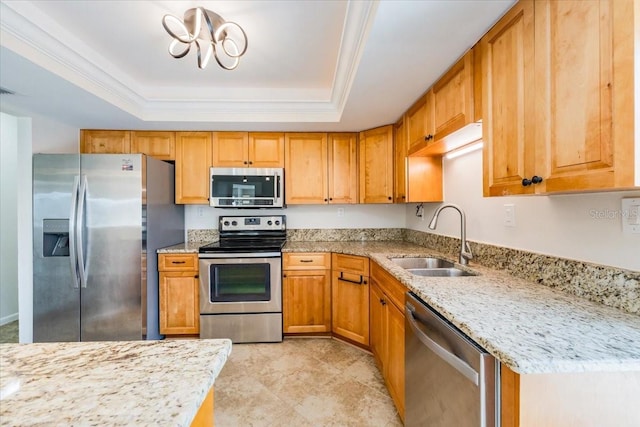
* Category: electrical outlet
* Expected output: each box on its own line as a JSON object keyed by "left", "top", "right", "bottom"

{"left": 622, "top": 198, "right": 640, "bottom": 234}
{"left": 504, "top": 204, "right": 516, "bottom": 227}
{"left": 197, "top": 207, "right": 205, "bottom": 217}
{"left": 337, "top": 207, "right": 344, "bottom": 217}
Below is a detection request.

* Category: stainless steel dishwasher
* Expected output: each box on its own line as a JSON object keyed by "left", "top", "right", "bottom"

{"left": 405, "top": 292, "right": 499, "bottom": 427}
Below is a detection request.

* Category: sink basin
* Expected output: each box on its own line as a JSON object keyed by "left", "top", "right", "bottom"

{"left": 407, "top": 268, "right": 476, "bottom": 277}
{"left": 390, "top": 257, "right": 455, "bottom": 269}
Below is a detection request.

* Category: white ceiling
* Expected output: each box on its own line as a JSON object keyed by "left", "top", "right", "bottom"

{"left": 0, "top": 0, "right": 515, "bottom": 132}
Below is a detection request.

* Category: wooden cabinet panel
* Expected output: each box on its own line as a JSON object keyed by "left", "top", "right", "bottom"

{"left": 331, "top": 254, "right": 369, "bottom": 346}
{"left": 212, "top": 132, "right": 249, "bottom": 167}
{"left": 175, "top": 132, "right": 212, "bottom": 204}
{"left": 212, "top": 132, "right": 283, "bottom": 168}
{"left": 158, "top": 253, "right": 199, "bottom": 335}
{"left": 482, "top": 0, "right": 536, "bottom": 196}
{"left": 534, "top": 0, "right": 628, "bottom": 192}
{"left": 284, "top": 133, "right": 328, "bottom": 204}
{"left": 283, "top": 269, "right": 332, "bottom": 333}
{"left": 80, "top": 130, "right": 130, "bottom": 154}
{"left": 370, "top": 261, "right": 407, "bottom": 421}
{"left": 369, "top": 280, "right": 386, "bottom": 370}
{"left": 283, "top": 252, "right": 331, "bottom": 270}
{"left": 159, "top": 271, "right": 199, "bottom": 335}
{"left": 158, "top": 253, "right": 198, "bottom": 272}
{"left": 386, "top": 298, "right": 405, "bottom": 419}
{"left": 393, "top": 118, "right": 407, "bottom": 203}
{"left": 248, "top": 132, "right": 285, "bottom": 167}
{"left": 359, "top": 125, "right": 394, "bottom": 204}
{"left": 328, "top": 133, "right": 358, "bottom": 204}
{"left": 432, "top": 50, "right": 475, "bottom": 141}
{"left": 130, "top": 131, "right": 175, "bottom": 160}
{"left": 406, "top": 93, "right": 434, "bottom": 151}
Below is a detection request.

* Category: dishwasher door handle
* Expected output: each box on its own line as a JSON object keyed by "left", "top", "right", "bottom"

{"left": 406, "top": 305, "right": 480, "bottom": 385}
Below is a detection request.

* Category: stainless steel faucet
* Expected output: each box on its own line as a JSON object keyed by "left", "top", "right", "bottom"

{"left": 428, "top": 203, "right": 473, "bottom": 265}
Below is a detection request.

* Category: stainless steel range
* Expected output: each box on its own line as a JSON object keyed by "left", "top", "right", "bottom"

{"left": 198, "top": 215, "right": 286, "bottom": 343}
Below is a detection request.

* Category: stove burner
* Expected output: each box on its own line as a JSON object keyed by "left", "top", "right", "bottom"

{"left": 198, "top": 214, "right": 287, "bottom": 254}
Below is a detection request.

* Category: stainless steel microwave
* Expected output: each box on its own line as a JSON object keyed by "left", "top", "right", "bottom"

{"left": 210, "top": 167, "right": 284, "bottom": 208}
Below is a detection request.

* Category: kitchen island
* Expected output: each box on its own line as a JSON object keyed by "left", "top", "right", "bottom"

{"left": 0, "top": 339, "right": 232, "bottom": 426}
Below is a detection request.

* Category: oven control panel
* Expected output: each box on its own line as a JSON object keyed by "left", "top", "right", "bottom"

{"left": 219, "top": 215, "right": 286, "bottom": 232}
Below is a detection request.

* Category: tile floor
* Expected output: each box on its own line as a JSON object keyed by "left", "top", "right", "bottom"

{"left": 0, "top": 320, "right": 19, "bottom": 343}
{"left": 214, "top": 337, "right": 403, "bottom": 427}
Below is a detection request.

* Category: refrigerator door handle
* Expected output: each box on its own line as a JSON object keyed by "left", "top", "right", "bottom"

{"left": 69, "top": 175, "right": 80, "bottom": 289}
{"left": 77, "top": 175, "right": 88, "bottom": 288}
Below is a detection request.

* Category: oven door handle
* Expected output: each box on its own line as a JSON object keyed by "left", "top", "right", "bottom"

{"left": 199, "top": 252, "right": 282, "bottom": 259}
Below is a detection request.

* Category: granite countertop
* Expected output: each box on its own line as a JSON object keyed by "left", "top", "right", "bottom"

{"left": 0, "top": 339, "right": 232, "bottom": 426}
{"left": 158, "top": 240, "right": 640, "bottom": 375}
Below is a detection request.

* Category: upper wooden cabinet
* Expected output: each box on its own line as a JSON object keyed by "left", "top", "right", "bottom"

{"left": 406, "top": 91, "right": 434, "bottom": 152}
{"left": 393, "top": 118, "right": 407, "bottom": 203}
{"left": 483, "top": 0, "right": 637, "bottom": 196}
{"left": 482, "top": 0, "right": 536, "bottom": 196}
{"left": 359, "top": 125, "right": 394, "bottom": 204}
{"left": 432, "top": 50, "right": 475, "bottom": 141}
{"left": 130, "top": 131, "right": 175, "bottom": 161}
{"left": 80, "top": 130, "right": 130, "bottom": 154}
{"left": 394, "top": 118, "right": 443, "bottom": 203}
{"left": 285, "top": 132, "right": 357, "bottom": 205}
{"left": 212, "top": 131, "right": 284, "bottom": 168}
{"left": 175, "top": 132, "right": 212, "bottom": 204}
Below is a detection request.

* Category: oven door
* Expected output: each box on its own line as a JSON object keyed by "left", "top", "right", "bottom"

{"left": 199, "top": 253, "right": 282, "bottom": 314}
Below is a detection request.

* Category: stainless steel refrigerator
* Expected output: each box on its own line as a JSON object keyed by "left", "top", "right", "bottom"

{"left": 33, "top": 154, "right": 184, "bottom": 342}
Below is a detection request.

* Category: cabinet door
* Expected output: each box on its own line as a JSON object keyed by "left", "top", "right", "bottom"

{"left": 393, "top": 119, "right": 407, "bottom": 203}
{"left": 282, "top": 269, "right": 331, "bottom": 333}
{"left": 481, "top": 0, "right": 536, "bottom": 196}
{"left": 130, "top": 131, "right": 175, "bottom": 160}
{"left": 369, "top": 279, "right": 386, "bottom": 370}
{"left": 159, "top": 272, "right": 199, "bottom": 335}
{"left": 80, "top": 130, "right": 130, "bottom": 154}
{"left": 331, "top": 270, "right": 369, "bottom": 346}
{"left": 175, "top": 132, "right": 212, "bottom": 204}
{"left": 212, "top": 132, "right": 249, "bottom": 167}
{"left": 386, "top": 300, "right": 405, "bottom": 421}
{"left": 328, "top": 133, "right": 358, "bottom": 204}
{"left": 249, "top": 132, "right": 285, "bottom": 167}
{"left": 432, "top": 51, "right": 475, "bottom": 141}
{"left": 407, "top": 156, "right": 443, "bottom": 202}
{"left": 359, "top": 125, "right": 394, "bottom": 204}
{"left": 406, "top": 94, "right": 431, "bottom": 151}
{"left": 535, "top": 0, "right": 631, "bottom": 192}
{"left": 284, "top": 133, "right": 328, "bottom": 204}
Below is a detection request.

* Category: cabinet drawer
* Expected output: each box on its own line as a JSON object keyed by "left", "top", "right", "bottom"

{"left": 283, "top": 252, "right": 331, "bottom": 270}
{"left": 332, "top": 253, "right": 370, "bottom": 276}
{"left": 158, "top": 253, "right": 198, "bottom": 272}
{"left": 371, "top": 261, "right": 407, "bottom": 310}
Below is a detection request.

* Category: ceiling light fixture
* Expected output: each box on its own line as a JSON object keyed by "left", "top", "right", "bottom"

{"left": 162, "top": 7, "right": 247, "bottom": 70}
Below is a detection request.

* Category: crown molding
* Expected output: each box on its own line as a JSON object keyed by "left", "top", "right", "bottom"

{"left": 0, "top": 1, "right": 376, "bottom": 123}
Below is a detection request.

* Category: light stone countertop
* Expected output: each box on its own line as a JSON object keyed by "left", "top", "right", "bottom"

{"left": 0, "top": 339, "right": 232, "bottom": 426}
{"left": 157, "top": 240, "right": 640, "bottom": 375}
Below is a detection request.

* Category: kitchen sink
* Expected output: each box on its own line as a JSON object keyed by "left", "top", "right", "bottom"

{"left": 406, "top": 268, "right": 476, "bottom": 277}
{"left": 390, "top": 257, "right": 455, "bottom": 269}
{"left": 389, "top": 257, "right": 476, "bottom": 277}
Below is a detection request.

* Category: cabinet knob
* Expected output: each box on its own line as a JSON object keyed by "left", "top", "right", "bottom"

{"left": 380, "top": 298, "right": 386, "bottom": 305}
{"left": 283, "top": 274, "right": 287, "bottom": 278}
{"left": 248, "top": 161, "right": 253, "bottom": 165}
{"left": 522, "top": 175, "right": 543, "bottom": 186}
{"left": 388, "top": 196, "right": 392, "bottom": 200}
{"left": 324, "top": 198, "right": 328, "bottom": 202}
{"left": 243, "top": 161, "right": 248, "bottom": 165}
{"left": 194, "top": 275, "right": 199, "bottom": 279}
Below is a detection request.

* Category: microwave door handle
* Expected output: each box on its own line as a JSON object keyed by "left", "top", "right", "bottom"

{"left": 276, "top": 175, "right": 281, "bottom": 198}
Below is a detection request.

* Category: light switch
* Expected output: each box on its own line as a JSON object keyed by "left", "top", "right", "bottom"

{"left": 622, "top": 198, "right": 640, "bottom": 234}
{"left": 504, "top": 204, "right": 516, "bottom": 227}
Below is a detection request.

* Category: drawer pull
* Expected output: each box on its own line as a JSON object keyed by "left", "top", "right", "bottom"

{"left": 299, "top": 259, "right": 314, "bottom": 263}
{"left": 338, "top": 272, "right": 364, "bottom": 285}
{"left": 171, "top": 261, "right": 186, "bottom": 264}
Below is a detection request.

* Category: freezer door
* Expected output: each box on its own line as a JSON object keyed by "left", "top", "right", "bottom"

{"left": 79, "top": 154, "right": 143, "bottom": 340}
{"left": 33, "top": 154, "right": 81, "bottom": 342}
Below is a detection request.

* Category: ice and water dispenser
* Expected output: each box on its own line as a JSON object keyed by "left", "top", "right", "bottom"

{"left": 42, "top": 219, "right": 70, "bottom": 257}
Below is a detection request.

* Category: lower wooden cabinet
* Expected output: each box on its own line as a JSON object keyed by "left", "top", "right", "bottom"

{"left": 282, "top": 253, "right": 332, "bottom": 334}
{"left": 331, "top": 253, "right": 370, "bottom": 346}
{"left": 158, "top": 253, "right": 199, "bottom": 335}
{"left": 370, "top": 261, "right": 407, "bottom": 422}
